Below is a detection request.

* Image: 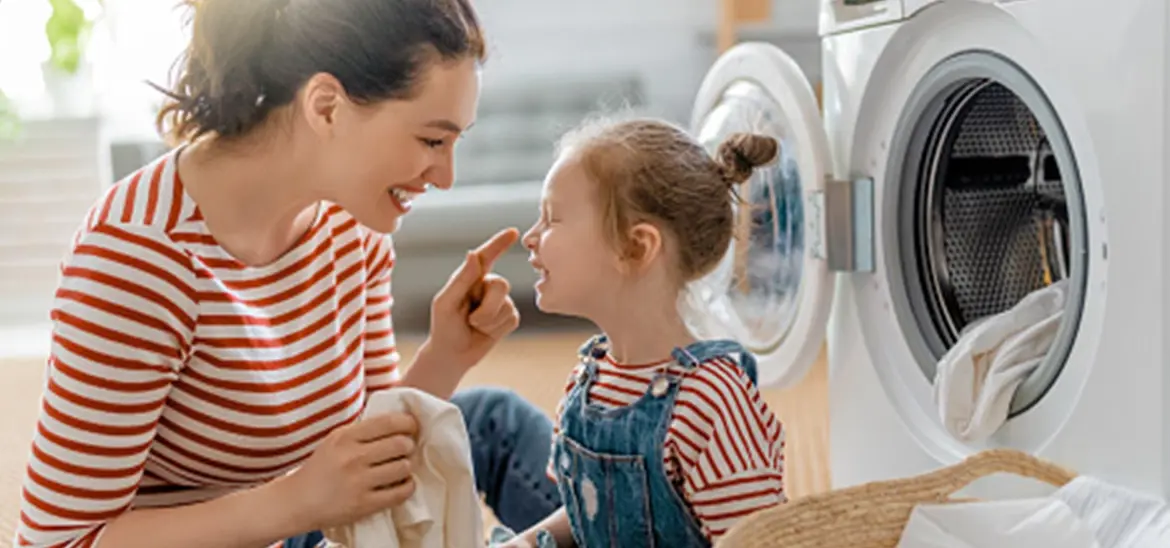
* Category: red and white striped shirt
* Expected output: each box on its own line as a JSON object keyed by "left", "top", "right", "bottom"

{"left": 548, "top": 351, "right": 787, "bottom": 541}
{"left": 14, "top": 151, "right": 400, "bottom": 547}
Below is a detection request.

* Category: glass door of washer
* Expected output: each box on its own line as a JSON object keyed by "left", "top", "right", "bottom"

{"left": 685, "top": 42, "right": 838, "bottom": 389}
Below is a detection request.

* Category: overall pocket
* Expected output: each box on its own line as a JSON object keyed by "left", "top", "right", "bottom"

{"left": 554, "top": 435, "right": 656, "bottom": 547}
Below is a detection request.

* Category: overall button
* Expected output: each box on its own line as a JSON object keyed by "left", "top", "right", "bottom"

{"left": 650, "top": 374, "right": 671, "bottom": 398}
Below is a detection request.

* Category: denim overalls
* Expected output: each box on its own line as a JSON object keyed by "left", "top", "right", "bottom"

{"left": 550, "top": 335, "right": 759, "bottom": 547}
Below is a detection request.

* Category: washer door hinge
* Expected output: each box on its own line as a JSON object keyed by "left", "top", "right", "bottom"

{"left": 809, "top": 177, "right": 874, "bottom": 273}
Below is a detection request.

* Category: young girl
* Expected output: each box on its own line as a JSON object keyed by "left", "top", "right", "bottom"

{"left": 503, "top": 118, "right": 788, "bottom": 547}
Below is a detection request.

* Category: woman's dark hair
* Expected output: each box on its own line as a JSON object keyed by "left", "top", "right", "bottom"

{"left": 155, "top": 0, "right": 486, "bottom": 144}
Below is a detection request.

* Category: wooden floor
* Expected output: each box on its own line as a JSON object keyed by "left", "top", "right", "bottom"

{"left": 0, "top": 330, "right": 831, "bottom": 546}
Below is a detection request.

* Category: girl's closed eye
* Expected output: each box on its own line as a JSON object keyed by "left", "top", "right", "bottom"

{"left": 419, "top": 137, "right": 446, "bottom": 149}
{"left": 542, "top": 206, "right": 559, "bottom": 224}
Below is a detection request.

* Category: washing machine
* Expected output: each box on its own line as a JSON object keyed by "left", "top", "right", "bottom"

{"left": 684, "top": 0, "right": 1170, "bottom": 498}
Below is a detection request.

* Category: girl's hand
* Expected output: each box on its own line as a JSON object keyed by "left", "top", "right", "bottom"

{"left": 278, "top": 412, "right": 419, "bottom": 530}
{"left": 497, "top": 540, "right": 534, "bottom": 548}
{"left": 427, "top": 228, "right": 522, "bottom": 369}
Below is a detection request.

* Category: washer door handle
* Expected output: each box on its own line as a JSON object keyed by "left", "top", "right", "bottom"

{"left": 813, "top": 176, "right": 875, "bottom": 273}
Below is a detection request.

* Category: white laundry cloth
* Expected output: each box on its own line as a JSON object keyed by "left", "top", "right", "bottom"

{"left": 323, "top": 388, "right": 484, "bottom": 548}
{"left": 933, "top": 279, "right": 1069, "bottom": 441}
{"left": 1053, "top": 475, "right": 1170, "bottom": 548}
{"left": 896, "top": 497, "right": 1100, "bottom": 548}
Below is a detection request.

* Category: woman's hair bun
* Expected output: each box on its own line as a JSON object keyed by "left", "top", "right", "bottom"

{"left": 715, "top": 132, "right": 779, "bottom": 186}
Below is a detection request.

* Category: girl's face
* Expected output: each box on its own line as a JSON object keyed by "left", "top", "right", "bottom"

{"left": 308, "top": 57, "right": 481, "bottom": 234}
{"left": 522, "top": 151, "right": 624, "bottom": 318}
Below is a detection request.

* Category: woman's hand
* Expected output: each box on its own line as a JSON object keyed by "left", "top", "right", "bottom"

{"left": 277, "top": 412, "right": 419, "bottom": 531}
{"left": 427, "top": 228, "right": 522, "bottom": 368}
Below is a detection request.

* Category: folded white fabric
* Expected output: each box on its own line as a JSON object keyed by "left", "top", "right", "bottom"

{"left": 933, "top": 279, "right": 1068, "bottom": 441}
{"left": 1053, "top": 475, "right": 1170, "bottom": 548}
{"left": 897, "top": 497, "right": 1100, "bottom": 548}
{"left": 323, "top": 388, "right": 484, "bottom": 548}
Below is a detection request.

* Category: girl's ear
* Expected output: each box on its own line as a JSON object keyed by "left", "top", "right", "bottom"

{"left": 621, "top": 222, "right": 663, "bottom": 273}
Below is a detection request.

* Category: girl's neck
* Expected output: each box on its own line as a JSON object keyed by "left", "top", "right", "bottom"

{"left": 593, "top": 292, "right": 695, "bottom": 366}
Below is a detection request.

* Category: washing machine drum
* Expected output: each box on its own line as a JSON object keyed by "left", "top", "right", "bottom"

{"left": 892, "top": 67, "right": 1090, "bottom": 417}
{"left": 687, "top": 58, "right": 1088, "bottom": 417}
{"left": 908, "top": 81, "right": 1071, "bottom": 347}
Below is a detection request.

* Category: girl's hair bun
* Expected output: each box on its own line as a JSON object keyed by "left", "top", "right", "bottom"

{"left": 715, "top": 132, "right": 779, "bottom": 186}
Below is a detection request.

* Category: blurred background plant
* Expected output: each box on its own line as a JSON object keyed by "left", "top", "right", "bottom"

{"left": 0, "top": 90, "right": 17, "bottom": 140}
{"left": 46, "top": 0, "right": 96, "bottom": 74}
{"left": 0, "top": 0, "right": 101, "bottom": 139}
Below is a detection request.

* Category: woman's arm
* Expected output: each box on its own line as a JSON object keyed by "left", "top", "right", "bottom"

{"left": 360, "top": 233, "right": 471, "bottom": 399}
{"left": 364, "top": 232, "right": 520, "bottom": 400}
{"left": 95, "top": 411, "right": 419, "bottom": 548}
{"left": 94, "top": 479, "right": 303, "bottom": 548}
{"left": 398, "top": 339, "right": 468, "bottom": 399}
{"left": 18, "top": 226, "right": 416, "bottom": 548}
{"left": 13, "top": 225, "right": 219, "bottom": 547}
{"left": 360, "top": 232, "right": 404, "bottom": 393}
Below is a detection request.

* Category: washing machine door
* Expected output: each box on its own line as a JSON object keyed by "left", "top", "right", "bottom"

{"left": 686, "top": 42, "right": 859, "bottom": 390}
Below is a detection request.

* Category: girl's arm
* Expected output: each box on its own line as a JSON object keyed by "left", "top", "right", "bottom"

{"left": 513, "top": 508, "right": 575, "bottom": 548}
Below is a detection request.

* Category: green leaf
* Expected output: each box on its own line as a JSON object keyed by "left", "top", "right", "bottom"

{"left": 44, "top": 0, "right": 93, "bottom": 75}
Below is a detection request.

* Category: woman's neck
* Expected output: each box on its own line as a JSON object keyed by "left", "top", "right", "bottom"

{"left": 593, "top": 288, "right": 695, "bottom": 365}
{"left": 178, "top": 135, "right": 320, "bottom": 267}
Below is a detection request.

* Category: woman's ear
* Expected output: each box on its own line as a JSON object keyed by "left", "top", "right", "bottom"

{"left": 300, "top": 72, "right": 346, "bottom": 138}
{"left": 622, "top": 222, "right": 663, "bottom": 272}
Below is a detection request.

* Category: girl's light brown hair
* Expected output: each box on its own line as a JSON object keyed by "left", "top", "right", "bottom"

{"left": 557, "top": 117, "right": 778, "bottom": 282}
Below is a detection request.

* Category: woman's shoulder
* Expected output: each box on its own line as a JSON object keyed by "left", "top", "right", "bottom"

{"left": 80, "top": 150, "right": 196, "bottom": 236}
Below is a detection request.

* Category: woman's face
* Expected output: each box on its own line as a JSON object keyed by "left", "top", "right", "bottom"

{"left": 312, "top": 57, "right": 481, "bottom": 234}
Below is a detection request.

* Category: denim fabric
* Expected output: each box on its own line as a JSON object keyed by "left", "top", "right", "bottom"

{"left": 451, "top": 387, "right": 563, "bottom": 531}
{"left": 551, "top": 335, "right": 758, "bottom": 547}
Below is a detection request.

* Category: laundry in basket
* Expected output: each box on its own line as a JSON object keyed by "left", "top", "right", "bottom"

{"left": 896, "top": 497, "right": 1099, "bottom": 547}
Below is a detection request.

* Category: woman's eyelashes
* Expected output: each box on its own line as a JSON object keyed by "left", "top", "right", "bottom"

{"left": 420, "top": 131, "right": 469, "bottom": 149}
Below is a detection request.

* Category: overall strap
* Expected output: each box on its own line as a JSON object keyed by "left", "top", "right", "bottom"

{"left": 569, "top": 335, "right": 609, "bottom": 390}
{"left": 577, "top": 334, "right": 609, "bottom": 361}
{"left": 671, "top": 339, "right": 758, "bottom": 385}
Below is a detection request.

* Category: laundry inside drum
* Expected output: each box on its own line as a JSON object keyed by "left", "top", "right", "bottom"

{"left": 897, "top": 73, "right": 1088, "bottom": 417}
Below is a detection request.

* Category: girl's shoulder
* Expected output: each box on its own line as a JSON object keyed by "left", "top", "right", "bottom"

{"left": 681, "top": 355, "right": 758, "bottom": 392}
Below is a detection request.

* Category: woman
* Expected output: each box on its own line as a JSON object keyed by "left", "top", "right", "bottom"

{"left": 13, "top": 0, "right": 559, "bottom": 546}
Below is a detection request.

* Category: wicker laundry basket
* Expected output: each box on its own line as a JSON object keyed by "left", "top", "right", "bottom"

{"left": 716, "top": 449, "right": 1078, "bottom": 548}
